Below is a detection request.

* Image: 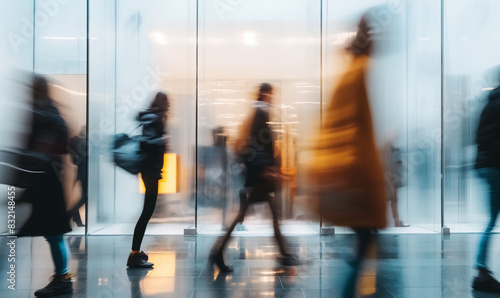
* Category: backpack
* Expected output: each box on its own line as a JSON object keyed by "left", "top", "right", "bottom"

{"left": 112, "top": 132, "right": 145, "bottom": 175}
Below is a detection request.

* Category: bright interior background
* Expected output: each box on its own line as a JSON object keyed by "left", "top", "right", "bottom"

{"left": 1, "top": 0, "right": 499, "bottom": 235}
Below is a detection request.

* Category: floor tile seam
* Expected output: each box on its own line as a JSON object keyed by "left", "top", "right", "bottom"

{"left": 198, "top": 263, "right": 205, "bottom": 278}
{"left": 300, "top": 288, "right": 307, "bottom": 298}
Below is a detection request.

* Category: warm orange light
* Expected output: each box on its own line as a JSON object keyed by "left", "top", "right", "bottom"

{"left": 140, "top": 153, "right": 178, "bottom": 194}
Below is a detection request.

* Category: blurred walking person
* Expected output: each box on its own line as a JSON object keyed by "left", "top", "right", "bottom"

{"left": 308, "top": 11, "right": 387, "bottom": 298}
{"left": 209, "top": 83, "right": 299, "bottom": 272}
{"left": 472, "top": 76, "right": 500, "bottom": 293}
{"left": 68, "top": 126, "right": 87, "bottom": 227}
{"left": 18, "top": 75, "right": 73, "bottom": 297}
{"left": 127, "top": 91, "right": 169, "bottom": 268}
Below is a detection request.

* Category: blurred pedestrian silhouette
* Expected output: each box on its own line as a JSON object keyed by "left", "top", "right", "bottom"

{"left": 198, "top": 126, "right": 230, "bottom": 230}
{"left": 472, "top": 69, "right": 500, "bottom": 294}
{"left": 308, "top": 10, "right": 387, "bottom": 298}
{"left": 209, "top": 83, "right": 300, "bottom": 273}
{"left": 381, "top": 131, "right": 408, "bottom": 227}
{"left": 127, "top": 91, "right": 170, "bottom": 268}
{"left": 213, "top": 127, "right": 230, "bottom": 229}
{"left": 18, "top": 74, "right": 74, "bottom": 297}
{"left": 68, "top": 126, "right": 87, "bottom": 227}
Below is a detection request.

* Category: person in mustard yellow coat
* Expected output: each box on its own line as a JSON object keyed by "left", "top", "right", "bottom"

{"left": 309, "top": 10, "right": 387, "bottom": 298}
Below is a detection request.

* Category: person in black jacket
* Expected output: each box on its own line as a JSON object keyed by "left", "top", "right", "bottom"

{"left": 20, "top": 75, "right": 73, "bottom": 297}
{"left": 472, "top": 84, "right": 500, "bottom": 293}
{"left": 127, "top": 91, "right": 169, "bottom": 268}
{"left": 209, "top": 83, "right": 299, "bottom": 273}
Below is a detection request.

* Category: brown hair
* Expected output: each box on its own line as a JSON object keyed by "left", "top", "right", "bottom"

{"left": 149, "top": 91, "right": 169, "bottom": 125}
{"left": 346, "top": 14, "right": 373, "bottom": 57}
{"left": 257, "top": 83, "right": 273, "bottom": 101}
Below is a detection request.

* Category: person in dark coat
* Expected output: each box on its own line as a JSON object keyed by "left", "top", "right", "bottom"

{"left": 127, "top": 91, "right": 169, "bottom": 268}
{"left": 209, "top": 83, "right": 299, "bottom": 273}
{"left": 19, "top": 75, "right": 73, "bottom": 297}
{"left": 472, "top": 82, "right": 500, "bottom": 293}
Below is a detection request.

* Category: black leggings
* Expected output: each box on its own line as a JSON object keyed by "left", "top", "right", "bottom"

{"left": 132, "top": 174, "right": 159, "bottom": 251}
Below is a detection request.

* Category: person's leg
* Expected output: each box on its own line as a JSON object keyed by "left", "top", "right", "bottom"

{"left": 238, "top": 188, "right": 248, "bottom": 223}
{"left": 391, "top": 193, "right": 401, "bottom": 226}
{"left": 476, "top": 168, "right": 500, "bottom": 271}
{"left": 344, "top": 229, "right": 373, "bottom": 298}
{"left": 214, "top": 197, "right": 251, "bottom": 254}
{"left": 209, "top": 195, "right": 251, "bottom": 272}
{"left": 235, "top": 188, "right": 249, "bottom": 231}
{"left": 71, "top": 188, "right": 86, "bottom": 227}
{"left": 45, "top": 235, "right": 70, "bottom": 275}
{"left": 473, "top": 168, "right": 500, "bottom": 293}
{"left": 266, "top": 193, "right": 290, "bottom": 256}
{"left": 131, "top": 175, "right": 159, "bottom": 252}
{"left": 35, "top": 235, "right": 73, "bottom": 296}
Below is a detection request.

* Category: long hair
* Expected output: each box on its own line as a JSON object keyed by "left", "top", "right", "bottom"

{"left": 257, "top": 83, "right": 273, "bottom": 101}
{"left": 149, "top": 91, "right": 168, "bottom": 125}
{"left": 346, "top": 14, "right": 373, "bottom": 57}
{"left": 33, "top": 74, "right": 50, "bottom": 100}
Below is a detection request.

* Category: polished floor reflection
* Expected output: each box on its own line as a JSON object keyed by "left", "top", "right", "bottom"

{"left": 1, "top": 234, "right": 500, "bottom": 297}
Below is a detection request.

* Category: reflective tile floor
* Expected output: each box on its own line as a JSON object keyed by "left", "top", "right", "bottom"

{"left": 1, "top": 234, "right": 500, "bottom": 297}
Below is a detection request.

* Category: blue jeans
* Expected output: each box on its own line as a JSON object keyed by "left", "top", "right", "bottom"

{"left": 476, "top": 167, "right": 500, "bottom": 270}
{"left": 45, "top": 235, "right": 70, "bottom": 275}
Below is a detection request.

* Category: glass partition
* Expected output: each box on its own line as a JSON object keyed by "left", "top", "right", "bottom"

{"left": 34, "top": 0, "right": 88, "bottom": 234}
{"left": 196, "top": 0, "right": 322, "bottom": 234}
{"left": 324, "top": 0, "right": 441, "bottom": 233}
{"left": 87, "top": 0, "right": 117, "bottom": 234}
{"left": 443, "top": 0, "right": 500, "bottom": 232}
{"left": 0, "top": 1, "right": 35, "bottom": 234}
{"left": 88, "top": 0, "right": 197, "bottom": 235}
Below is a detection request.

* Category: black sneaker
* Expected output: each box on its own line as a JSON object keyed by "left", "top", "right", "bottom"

{"left": 34, "top": 273, "right": 73, "bottom": 297}
{"left": 127, "top": 252, "right": 154, "bottom": 268}
{"left": 137, "top": 251, "right": 149, "bottom": 262}
{"left": 472, "top": 270, "right": 500, "bottom": 293}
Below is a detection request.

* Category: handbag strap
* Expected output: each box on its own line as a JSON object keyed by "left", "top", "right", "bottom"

{"left": 128, "top": 123, "right": 142, "bottom": 135}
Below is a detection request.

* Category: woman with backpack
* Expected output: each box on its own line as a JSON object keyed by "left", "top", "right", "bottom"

{"left": 127, "top": 91, "right": 169, "bottom": 268}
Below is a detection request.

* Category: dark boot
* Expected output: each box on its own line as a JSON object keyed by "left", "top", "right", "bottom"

{"left": 34, "top": 273, "right": 73, "bottom": 297}
{"left": 127, "top": 251, "right": 153, "bottom": 268}
{"left": 472, "top": 269, "right": 500, "bottom": 293}
{"left": 209, "top": 251, "right": 233, "bottom": 273}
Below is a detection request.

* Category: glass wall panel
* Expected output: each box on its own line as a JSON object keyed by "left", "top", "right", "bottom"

{"left": 34, "top": 0, "right": 87, "bottom": 233}
{"left": 87, "top": 0, "right": 117, "bottom": 234}
{"left": 197, "top": 0, "right": 321, "bottom": 234}
{"left": 0, "top": 1, "right": 34, "bottom": 234}
{"left": 405, "top": 0, "right": 441, "bottom": 233}
{"left": 443, "top": 0, "right": 500, "bottom": 232}
{"left": 324, "top": 0, "right": 441, "bottom": 233}
{"left": 88, "top": 0, "right": 196, "bottom": 235}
